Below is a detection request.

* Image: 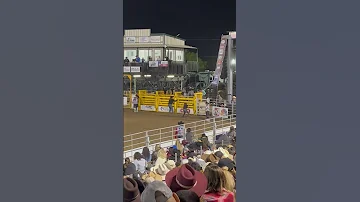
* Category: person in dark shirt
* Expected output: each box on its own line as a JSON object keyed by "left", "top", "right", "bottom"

{"left": 124, "top": 57, "right": 130, "bottom": 64}
{"left": 168, "top": 96, "right": 176, "bottom": 113}
{"left": 182, "top": 103, "right": 189, "bottom": 117}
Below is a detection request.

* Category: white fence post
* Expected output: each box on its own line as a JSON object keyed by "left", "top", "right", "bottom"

{"left": 145, "top": 131, "right": 150, "bottom": 147}
{"left": 213, "top": 121, "right": 217, "bottom": 145}
{"left": 171, "top": 126, "right": 174, "bottom": 145}
{"left": 159, "top": 128, "right": 162, "bottom": 144}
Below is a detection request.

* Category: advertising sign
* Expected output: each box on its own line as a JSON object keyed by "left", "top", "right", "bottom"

{"left": 139, "top": 36, "right": 150, "bottom": 43}
{"left": 140, "top": 105, "right": 156, "bottom": 111}
{"left": 149, "top": 61, "right": 159, "bottom": 67}
{"left": 150, "top": 36, "right": 161, "bottom": 43}
{"left": 176, "top": 108, "right": 194, "bottom": 115}
{"left": 159, "top": 61, "right": 168, "bottom": 67}
{"left": 212, "top": 107, "right": 228, "bottom": 118}
{"left": 125, "top": 36, "right": 136, "bottom": 43}
{"left": 158, "top": 106, "right": 169, "bottom": 112}
{"left": 123, "top": 66, "right": 130, "bottom": 72}
{"left": 130, "top": 66, "right": 141, "bottom": 72}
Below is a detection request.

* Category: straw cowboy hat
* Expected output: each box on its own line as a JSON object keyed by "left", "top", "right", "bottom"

{"left": 217, "top": 147, "right": 230, "bottom": 159}
{"left": 124, "top": 177, "right": 141, "bottom": 202}
{"left": 202, "top": 162, "right": 211, "bottom": 172}
{"left": 150, "top": 163, "right": 171, "bottom": 181}
{"left": 141, "top": 181, "right": 180, "bottom": 202}
{"left": 205, "top": 154, "right": 220, "bottom": 163}
{"left": 142, "top": 171, "right": 163, "bottom": 182}
{"left": 165, "top": 164, "right": 208, "bottom": 197}
{"left": 165, "top": 160, "right": 176, "bottom": 170}
{"left": 153, "top": 149, "right": 167, "bottom": 168}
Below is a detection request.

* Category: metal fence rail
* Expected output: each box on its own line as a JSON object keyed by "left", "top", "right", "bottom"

{"left": 123, "top": 114, "right": 236, "bottom": 152}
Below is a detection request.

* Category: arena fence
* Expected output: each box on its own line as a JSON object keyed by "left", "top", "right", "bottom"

{"left": 123, "top": 114, "right": 236, "bottom": 160}
{"left": 136, "top": 90, "right": 203, "bottom": 114}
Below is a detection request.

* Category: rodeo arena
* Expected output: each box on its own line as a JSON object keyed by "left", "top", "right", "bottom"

{"left": 123, "top": 29, "right": 237, "bottom": 202}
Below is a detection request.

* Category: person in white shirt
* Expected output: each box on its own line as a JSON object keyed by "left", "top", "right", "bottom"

{"left": 132, "top": 95, "right": 139, "bottom": 112}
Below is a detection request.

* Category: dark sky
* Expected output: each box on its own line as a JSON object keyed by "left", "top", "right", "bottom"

{"left": 124, "top": 0, "right": 236, "bottom": 65}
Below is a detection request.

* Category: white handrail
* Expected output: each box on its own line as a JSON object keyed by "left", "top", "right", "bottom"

{"left": 123, "top": 114, "right": 236, "bottom": 152}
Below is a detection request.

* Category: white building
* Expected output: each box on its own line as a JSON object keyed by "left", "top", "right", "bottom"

{"left": 123, "top": 29, "right": 197, "bottom": 62}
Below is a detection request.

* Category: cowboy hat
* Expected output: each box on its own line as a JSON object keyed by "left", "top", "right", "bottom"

{"left": 218, "top": 158, "right": 235, "bottom": 171}
{"left": 124, "top": 177, "right": 141, "bottom": 202}
{"left": 218, "top": 147, "right": 230, "bottom": 158}
{"left": 165, "top": 160, "right": 176, "bottom": 170}
{"left": 124, "top": 163, "right": 136, "bottom": 176}
{"left": 141, "top": 181, "right": 180, "bottom": 202}
{"left": 165, "top": 164, "right": 207, "bottom": 197}
{"left": 205, "top": 154, "right": 220, "bottom": 163}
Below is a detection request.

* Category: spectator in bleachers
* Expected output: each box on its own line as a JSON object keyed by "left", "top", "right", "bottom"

{"left": 123, "top": 124, "right": 237, "bottom": 202}
{"left": 124, "top": 177, "right": 141, "bottom": 202}
{"left": 124, "top": 161, "right": 137, "bottom": 177}
{"left": 154, "top": 148, "right": 167, "bottom": 168}
{"left": 142, "top": 147, "right": 151, "bottom": 162}
{"left": 227, "top": 126, "right": 236, "bottom": 140}
{"left": 185, "top": 128, "right": 195, "bottom": 144}
{"left": 215, "top": 132, "right": 232, "bottom": 146}
{"left": 135, "top": 55, "right": 141, "bottom": 63}
{"left": 165, "top": 164, "right": 207, "bottom": 197}
{"left": 123, "top": 157, "right": 131, "bottom": 173}
{"left": 200, "top": 134, "right": 211, "bottom": 150}
{"left": 201, "top": 163, "right": 235, "bottom": 202}
{"left": 141, "top": 181, "right": 180, "bottom": 202}
{"left": 124, "top": 57, "right": 130, "bottom": 63}
{"left": 133, "top": 152, "right": 147, "bottom": 175}
{"left": 187, "top": 161, "right": 202, "bottom": 172}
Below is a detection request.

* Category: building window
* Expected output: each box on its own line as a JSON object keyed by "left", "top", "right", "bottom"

{"left": 124, "top": 49, "right": 137, "bottom": 61}
{"left": 168, "top": 49, "right": 175, "bottom": 61}
{"left": 138, "top": 49, "right": 152, "bottom": 61}
{"left": 175, "top": 50, "right": 184, "bottom": 61}
{"left": 154, "top": 49, "right": 162, "bottom": 61}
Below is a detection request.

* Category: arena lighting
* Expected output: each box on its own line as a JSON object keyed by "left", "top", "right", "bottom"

{"left": 133, "top": 75, "right": 141, "bottom": 78}
{"left": 167, "top": 75, "right": 175, "bottom": 78}
{"left": 144, "top": 75, "right": 151, "bottom": 78}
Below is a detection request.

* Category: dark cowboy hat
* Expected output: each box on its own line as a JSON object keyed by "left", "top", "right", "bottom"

{"left": 133, "top": 178, "right": 145, "bottom": 194}
{"left": 125, "top": 163, "right": 136, "bottom": 176}
{"left": 178, "top": 121, "right": 184, "bottom": 125}
{"left": 124, "top": 177, "right": 141, "bottom": 202}
{"left": 165, "top": 164, "right": 207, "bottom": 197}
{"left": 218, "top": 158, "right": 235, "bottom": 170}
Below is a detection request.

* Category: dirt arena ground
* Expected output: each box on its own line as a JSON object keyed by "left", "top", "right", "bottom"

{"left": 123, "top": 108, "right": 235, "bottom": 151}
{"left": 124, "top": 109, "right": 205, "bottom": 151}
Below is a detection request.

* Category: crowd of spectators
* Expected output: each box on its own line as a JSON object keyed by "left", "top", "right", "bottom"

{"left": 123, "top": 127, "right": 236, "bottom": 202}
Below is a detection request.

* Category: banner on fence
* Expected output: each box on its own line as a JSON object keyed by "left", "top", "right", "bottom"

{"left": 149, "top": 61, "right": 158, "bottom": 67}
{"left": 141, "top": 105, "right": 156, "bottom": 111}
{"left": 196, "top": 101, "right": 207, "bottom": 116}
{"left": 177, "top": 108, "right": 194, "bottom": 115}
{"left": 123, "top": 97, "right": 128, "bottom": 105}
{"left": 212, "top": 107, "right": 228, "bottom": 118}
{"left": 158, "top": 106, "right": 169, "bottom": 112}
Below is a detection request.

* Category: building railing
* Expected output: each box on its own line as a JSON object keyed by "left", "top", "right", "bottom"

{"left": 123, "top": 114, "right": 236, "bottom": 160}
{"left": 123, "top": 61, "right": 198, "bottom": 75}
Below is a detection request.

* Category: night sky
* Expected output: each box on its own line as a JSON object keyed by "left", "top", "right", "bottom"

{"left": 124, "top": 0, "right": 236, "bottom": 67}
